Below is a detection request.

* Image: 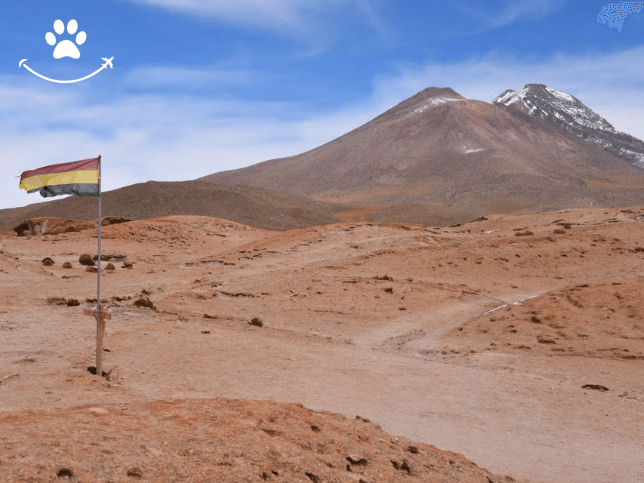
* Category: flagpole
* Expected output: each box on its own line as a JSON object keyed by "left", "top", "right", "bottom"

{"left": 96, "top": 155, "right": 103, "bottom": 376}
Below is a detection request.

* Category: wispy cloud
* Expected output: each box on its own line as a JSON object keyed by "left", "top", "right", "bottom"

{"left": 453, "top": 0, "right": 568, "bottom": 32}
{"left": 126, "top": 66, "right": 261, "bottom": 88}
{"left": 124, "top": 0, "right": 380, "bottom": 35}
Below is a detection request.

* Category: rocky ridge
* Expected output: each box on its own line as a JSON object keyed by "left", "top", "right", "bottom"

{"left": 493, "top": 83, "right": 644, "bottom": 168}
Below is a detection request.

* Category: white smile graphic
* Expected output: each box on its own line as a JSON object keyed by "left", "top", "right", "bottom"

{"left": 20, "top": 19, "right": 114, "bottom": 84}
{"left": 19, "top": 57, "right": 114, "bottom": 84}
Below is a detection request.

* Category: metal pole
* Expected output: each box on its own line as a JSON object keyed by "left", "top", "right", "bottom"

{"left": 96, "top": 155, "right": 103, "bottom": 376}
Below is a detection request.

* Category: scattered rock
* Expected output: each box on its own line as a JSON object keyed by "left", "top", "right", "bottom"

{"left": 101, "top": 216, "right": 131, "bottom": 226}
{"left": 89, "top": 407, "right": 109, "bottom": 415}
{"left": 582, "top": 384, "right": 609, "bottom": 392}
{"left": 133, "top": 297, "right": 155, "bottom": 310}
{"left": 346, "top": 455, "right": 368, "bottom": 466}
{"left": 391, "top": 459, "right": 411, "bottom": 473}
{"left": 85, "top": 266, "right": 97, "bottom": 273}
{"left": 46, "top": 297, "right": 67, "bottom": 306}
{"left": 56, "top": 468, "right": 74, "bottom": 479}
{"left": 305, "top": 472, "right": 321, "bottom": 482}
{"left": 106, "top": 366, "right": 119, "bottom": 383}
{"left": 374, "top": 275, "right": 393, "bottom": 281}
{"left": 126, "top": 467, "right": 143, "bottom": 478}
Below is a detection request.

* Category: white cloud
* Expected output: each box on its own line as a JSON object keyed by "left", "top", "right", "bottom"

{"left": 125, "top": 0, "right": 374, "bottom": 34}
{"left": 126, "top": 66, "right": 260, "bottom": 87}
{"left": 453, "top": 0, "right": 567, "bottom": 32}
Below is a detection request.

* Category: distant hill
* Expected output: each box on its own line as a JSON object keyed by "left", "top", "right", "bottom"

{"left": 0, "top": 181, "right": 348, "bottom": 233}
{"left": 201, "top": 86, "right": 644, "bottom": 224}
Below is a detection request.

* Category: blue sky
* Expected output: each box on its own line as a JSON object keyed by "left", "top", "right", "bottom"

{"left": 1, "top": 0, "right": 644, "bottom": 209}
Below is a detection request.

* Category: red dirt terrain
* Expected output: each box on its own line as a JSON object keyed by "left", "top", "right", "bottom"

{"left": 0, "top": 398, "right": 516, "bottom": 483}
{"left": 1, "top": 208, "right": 643, "bottom": 482}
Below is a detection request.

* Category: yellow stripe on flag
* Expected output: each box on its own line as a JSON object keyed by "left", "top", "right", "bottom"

{"left": 19, "top": 169, "right": 99, "bottom": 192}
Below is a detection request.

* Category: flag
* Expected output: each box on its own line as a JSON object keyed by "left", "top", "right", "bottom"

{"left": 19, "top": 158, "right": 99, "bottom": 198}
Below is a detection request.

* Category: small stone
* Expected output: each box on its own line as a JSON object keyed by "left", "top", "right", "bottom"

{"left": 89, "top": 407, "right": 109, "bottom": 415}
{"left": 346, "top": 455, "right": 368, "bottom": 466}
{"left": 581, "top": 384, "right": 609, "bottom": 392}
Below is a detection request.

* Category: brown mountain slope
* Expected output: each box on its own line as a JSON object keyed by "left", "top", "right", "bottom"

{"left": 0, "top": 181, "right": 348, "bottom": 233}
{"left": 201, "top": 87, "right": 644, "bottom": 223}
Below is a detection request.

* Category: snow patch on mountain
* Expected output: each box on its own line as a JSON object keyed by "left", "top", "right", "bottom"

{"left": 410, "top": 97, "right": 462, "bottom": 116}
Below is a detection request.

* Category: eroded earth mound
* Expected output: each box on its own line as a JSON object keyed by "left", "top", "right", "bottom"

{"left": 0, "top": 398, "right": 519, "bottom": 483}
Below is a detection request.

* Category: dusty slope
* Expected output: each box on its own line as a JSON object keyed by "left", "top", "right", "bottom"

{"left": 1, "top": 208, "right": 644, "bottom": 483}
{"left": 0, "top": 398, "right": 518, "bottom": 483}
{"left": 0, "top": 181, "right": 347, "bottom": 233}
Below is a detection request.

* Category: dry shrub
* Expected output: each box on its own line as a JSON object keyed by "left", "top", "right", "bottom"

{"left": 105, "top": 263, "right": 116, "bottom": 271}
{"left": 46, "top": 297, "right": 66, "bottom": 305}
{"left": 79, "top": 254, "right": 94, "bottom": 266}
{"left": 249, "top": 317, "right": 263, "bottom": 327}
{"left": 374, "top": 275, "right": 393, "bottom": 281}
{"left": 553, "top": 229, "right": 566, "bottom": 234}
{"left": 85, "top": 266, "right": 97, "bottom": 273}
{"left": 62, "top": 262, "right": 73, "bottom": 268}
{"left": 66, "top": 299, "right": 80, "bottom": 307}
{"left": 514, "top": 231, "right": 534, "bottom": 236}
{"left": 42, "top": 257, "right": 54, "bottom": 266}
{"left": 123, "top": 262, "right": 133, "bottom": 269}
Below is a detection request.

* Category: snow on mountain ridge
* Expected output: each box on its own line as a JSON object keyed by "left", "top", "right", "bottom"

{"left": 492, "top": 84, "right": 644, "bottom": 169}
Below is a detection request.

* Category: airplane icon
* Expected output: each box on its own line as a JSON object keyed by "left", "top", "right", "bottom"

{"left": 101, "top": 57, "right": 114, "bottom": 69}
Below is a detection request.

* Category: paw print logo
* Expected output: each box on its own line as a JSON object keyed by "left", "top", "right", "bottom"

{"left": 46, "top": 19, "right": 87, "bottom": 59}
{"left": 19, "top": 19, "right": 113, "bottom": 83}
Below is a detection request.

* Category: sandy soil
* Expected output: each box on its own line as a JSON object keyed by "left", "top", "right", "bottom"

{"left": 1, "top": 207, "right": 643, "bottom": 482}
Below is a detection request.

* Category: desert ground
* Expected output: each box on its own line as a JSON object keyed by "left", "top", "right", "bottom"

{"left": 1, "top": 207, "right": 643, "bottom": 482}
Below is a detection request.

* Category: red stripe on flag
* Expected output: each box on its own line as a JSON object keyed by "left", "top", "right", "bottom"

{"left": 20, "top": 158, "right": 99, "bottom": 182}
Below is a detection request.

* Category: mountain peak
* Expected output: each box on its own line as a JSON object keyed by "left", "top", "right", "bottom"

{"left": 492, "top": 84, "right": 644, "bottom": 168}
